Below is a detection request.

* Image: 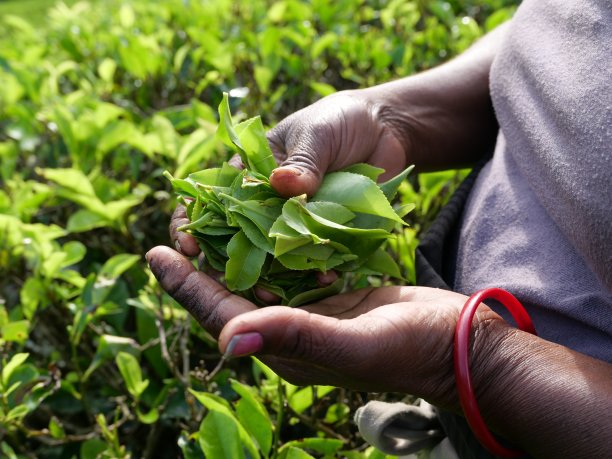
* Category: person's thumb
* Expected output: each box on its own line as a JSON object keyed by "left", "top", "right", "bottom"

{"left": 146, "top": 245, "right": 256, "bottom": 337}
{"left": 269, "top": 165, "right": 322, "bottom": 198}
{"left": 267, "top": 123, "right": 331, "bottom": 198}
{"left": 218, "top": 306, "right": 368, "bottom": 367}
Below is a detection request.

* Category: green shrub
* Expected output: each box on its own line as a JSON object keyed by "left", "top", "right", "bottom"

{"left": 0, "top": 0, "right": 517, "bottom": 457}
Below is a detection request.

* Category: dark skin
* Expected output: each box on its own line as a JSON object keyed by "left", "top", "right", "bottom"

{"left": 148, "top": 23, "right": 612, "bottom": 458}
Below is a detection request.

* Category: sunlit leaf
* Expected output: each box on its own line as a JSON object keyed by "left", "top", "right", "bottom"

{"left": 231, "top": 379, "right": 273, "bottom": 457}
{"left": 84, "top": 335, "right": 139, "bottom": 380}
{"left": 313, "top": 172, "right": 405, "bottom": 224}
{"left": 116, "top": 351, "right": 149, "bottom": 399}
{"left": 1, "top": 352, "right": 29, "bottom": 387}
{"left": 1, "top": 320, "right": 29, "bottom": 343}
{"left": 190, "top": 390, "right": 259, "bottom": 459}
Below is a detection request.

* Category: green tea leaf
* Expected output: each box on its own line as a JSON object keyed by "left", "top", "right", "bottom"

{"left": 231, "top": 379, "right": 273, "bottom": 457}
{"left": 291, "top": 437, "right": 344, "bottom": 456}
{"left": 220, "top": 194, "right": 283, "bottom": 240}
{"left": 84, "top": 335, "right": 139, "bottom": 380}
{"left": 97, "top": 58, "right": 116, "bottom": 83}
{"left": 164, "top": 171, "right": 199, "bottom": 198}
{"left": 217, "top": 92, "right": 244, "bottom": 153}
{"left": 116, "top": 351, "right": 149, "bottom": 399}
{"left": 217, "top": 92, "right": 277, "bottom": 177}
{"left": 20, "top": 278, "right": 45, "bottom": 319}
{"left": 304, "top": 201, "right": 355, "bottom": 225}
{"left": 99, "top": 254, "right": 140, "bottom": 279}
{"left": 189, "top": 162, "right": 240, "bottom": 187}
{"left": 324, "top": 403, "right": 351, "bottom": 424}
{"left": 199, "top": 411, "right": 244, "bottom": 459}
{"left": 67, "top": 209, "right": 109, "bottom": 232}
{"left": 1, "top": 320, "right": 29, "bottom": 343}
{"left": 363, "top": 248, "right": 403, "bottom": 279}
{"left": 225, "top": 231, "right": 267, "bottom": 291}
{"left": 49, "top": 417, "right": 66, "bottom": 439}
{"left": 313, "top": 172, "right": 405, "bottom": 224}
{"left": 233, "top": 213, "right": 274, "bottom": 253}
{"left": 80, "top": 439, "right": 108, "bottom": 459}
{"left": 270, "top": 219, "right": 311, "bottom": 256}
{"left": 136, "top": 407, "right": 159, "bottom": 424}
{"left": 234, "top": 115, "right": 277, "bottom": 177}
{"left": 6, "top": 405, "right": 29, "bottom": 422}
{"left": 379, "top": 165, "right": 414, "bottom": 200}
{"left": 285, "top": 447, "right": 316, "bottom": 459}
{"left": 190, "top": 390, "right": 259, "bottom": 459}
{"left": 280, "top": 198, "right": 390, "bottom": 258}
{"left": 287, "top": 278, "right": 344, "bottom": 307}
{"left": 340, "top": 163, "right": 385, "bottom": 181}
{"left": 2, "top": 352, "right": 29, "bottom": 387}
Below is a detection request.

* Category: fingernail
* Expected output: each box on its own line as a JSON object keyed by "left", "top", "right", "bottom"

{"left": 272, "top": 166, "right": 303, "bottom": 177}
{"left": 225, "top": 332, "right": 263, "bottom": 358}
{"left": 174, "top": 240, "right": 182, "bottom": 253}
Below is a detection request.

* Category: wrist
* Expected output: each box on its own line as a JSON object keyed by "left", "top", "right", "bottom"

{"left": 429, "top": 305, "right": 510, "bottom": 412}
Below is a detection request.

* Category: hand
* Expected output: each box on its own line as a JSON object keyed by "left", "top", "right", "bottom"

{"left": 267, "top": 90, "right": 409, "bottom": 198}
{"left": 146, "top": 246, "right": 503, "bottom": 408}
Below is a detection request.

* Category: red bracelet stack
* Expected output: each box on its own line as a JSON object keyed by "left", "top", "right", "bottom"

{"left": 454, "top": 288, "right": 537, "bottom": 458}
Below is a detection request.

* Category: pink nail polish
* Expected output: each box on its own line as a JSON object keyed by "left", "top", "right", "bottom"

{"left": 226, "top": 333, "right": 263, "bottom": 357}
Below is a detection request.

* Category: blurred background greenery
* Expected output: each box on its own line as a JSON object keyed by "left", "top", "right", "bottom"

{"left": 0, "top": 0, "right": 88, "bottom": 22}
{"left": 0, "top": 1, "right": 518, "bottom": 458}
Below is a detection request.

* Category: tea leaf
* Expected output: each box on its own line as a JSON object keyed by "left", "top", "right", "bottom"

{"left": 190, "top": 390, "right": 259, "bottom": 459}
{"left": 287, "top": 278, "right": 344, "bottom": 307}
{"left": 231, "top": 379, "right": 273, "bottom": 457}
{"left": 340, "top": 163, "right": 385, "bottom": 181}
{"left": 116, "top": 351, "right": 149, "bottom": 399}
{"left": 226, "top": 231, "right": 267, "bottom": 291}
{"left": 379, "top": 165, "right": 415, "bottom": 200}
{"left": 235, "top": 115, "right": 277, "bottom": 177}
{"left": 363, "top": 248, "right": 403, "bottom": 279}
{"left": 217, "top": 92, "right": 245, "bottom": 154}
{"left": 2, "top": 352, "right": 29, "bottom": 387}
{"left": 313, "top": 172, "right": 405, "bottom": 224}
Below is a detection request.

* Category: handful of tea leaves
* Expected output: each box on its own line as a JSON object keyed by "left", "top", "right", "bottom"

{"left": 165, "top": 94, "right": 414, "bottom": 306}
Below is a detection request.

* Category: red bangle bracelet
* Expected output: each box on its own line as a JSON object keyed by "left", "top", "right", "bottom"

{"left": 454, "top": 288, "right": 537, "bottom": 458}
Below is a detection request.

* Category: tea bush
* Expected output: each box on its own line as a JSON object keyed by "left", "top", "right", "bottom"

{"left": 0, "top": 1, "right": 517, "bottom": 457}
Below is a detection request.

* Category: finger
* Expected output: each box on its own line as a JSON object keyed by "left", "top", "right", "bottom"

{"left": 218, "top": 285, "right": 456, "bottom": 345}
{"left": 228, "top": 153, "right": 245, "bottom": 170}
{"left": 266, "top": 122, "right": 288, "bottom": 164}
{"left": 169, "top": 205, "right": 200, "bottom": 257}
{"left": 267, "top": 121, "right": 329, "bottom": 198}
{"left": 146, "top": 245, "right": 256, "bottom": 337}
{"left": 316, "top": 270, "right": 338, "bottom": 287}
{"left": 253, "top": 286, "right": 281, "bottom": 304}
{"left": 218, "top": 306, "right": 377, "bottom": 370}
{"left": 218, "top": 300, "right": 456, "bottom": 396}
{"left": 269, "top": 166, "right": 320, "bottom": 198}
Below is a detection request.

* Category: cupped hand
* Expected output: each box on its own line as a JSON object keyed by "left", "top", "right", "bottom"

{"left": 147, "top": 245, "right": 503, "bottom": 409}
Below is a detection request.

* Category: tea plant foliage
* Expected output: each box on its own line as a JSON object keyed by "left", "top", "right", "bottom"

{"left": 0, "top": 0, "right": 517, "bottom": 457}
{"left": 167, "top": 93, "right": 413, "bottom": 306}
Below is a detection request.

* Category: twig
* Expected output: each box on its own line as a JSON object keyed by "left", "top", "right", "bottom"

{"left": 271, "top": 378, "right": 285, "bottom": 459}
{"left": 287, "top": 406, "right": 348, "bottom": 443}
{"left": 155, "top": 315, "right": 184, "bottom": 384}
{"left": 180, "top": 316, "right": 191, "bottom": 389}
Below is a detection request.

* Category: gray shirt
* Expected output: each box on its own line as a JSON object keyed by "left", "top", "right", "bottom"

{"left": 454, "top": 0, "right": 612, "bottom": 362}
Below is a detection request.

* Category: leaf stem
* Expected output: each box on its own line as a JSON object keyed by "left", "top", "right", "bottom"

{"left": 271, "top": 378, "right": 285, "bottom": 459}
